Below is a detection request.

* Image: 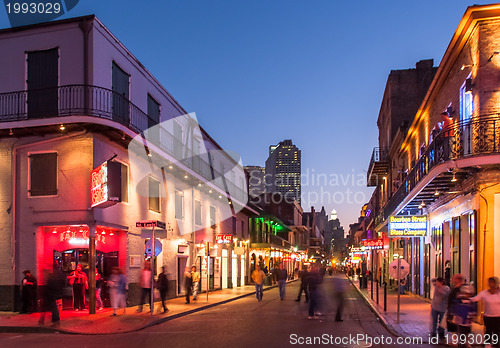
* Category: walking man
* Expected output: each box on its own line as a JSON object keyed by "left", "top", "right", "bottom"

{"left": 157, "top": 266, "right": 169, "bottom": 313}
{"left": 251, "top": 265, "right": 266, "bottom": 302}
{"left": 184, "top": 267, "right": 193, "bottom": 304}
{"left": 295, "top": 266, "right": 309, "bottom": 303}
{"left": 137, "top": 261, "right": 152, "bottom": 313}
{"left": 431, "top": 277, "right": 450, "bottom": 338}
{"left": 21, "top": 270, "right": 37, "bottom": 314}
{"left": 277, "top": 263, "right": 288, "bottom": 300}
{"left": 192, "top": 266, "right": 200, "bottom": 301}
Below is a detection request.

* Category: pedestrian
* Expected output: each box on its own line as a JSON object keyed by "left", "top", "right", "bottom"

{"left": 447, "top": 273, "right": 476, "bottom": 345}
{"left": 108, "top": 267, "right": 127, "bottom": 316}
{"left": 251, "top": 265, "right": 266, "bottom": 302}
{"left": 38, "top": 270, "right": 64, "bottom": 327}
{"left": 333, "top": 275, "right": 346, "bottom": 322}
{"left": 295, "top": 266, "right": 309, "bottom": 303}
{"left": 67, "top": 264, "right": 88, "bottom": 311}
{"left": 95, "top": 268, "right": 103, "bottom": 310}
{"left": 469, "top": 276, "right": 500, "bottom": 347}
{"left": 430, "top": 277, "right": 450, "bottom": 339}
{"left": 308, "top": 264, "right": 323, "bottom": 319}
{"left": 184, "top": 267, "right": 193, "bottom": 304}
{"left": 276, "top": 263, "right": 288, "bottom": 300}
{"left": 444, "top": 260, "right": 451, "bottom": 287}
{"left": 191, "top": 266, "right": 200, "bottom": 301}
{"left": 137, "top": 261, "right": 152, "bottom": 312}
{"left": 21, "top": 269, "right": 37, "bottom": 314}
{"left": 156, "top": 266, "right": 169, "bottom": 313}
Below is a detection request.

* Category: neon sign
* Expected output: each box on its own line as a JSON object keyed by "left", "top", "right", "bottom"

{"left": 215, "top": 234, "right": 233, "bottom": 244}
{"left": 91, "top": 161, "right": 121, "bottom": 208}
{"left": 389, "top": 215, "right": 428, "bottom": 237}
{"left": 361, "top": 239, "right": 385, "bottom": 249}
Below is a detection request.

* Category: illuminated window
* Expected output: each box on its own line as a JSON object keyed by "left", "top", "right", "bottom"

{"left": 121, "top": 163, "right": 129, "bottom": 203}
{"left": 29, "top": 152, "right": 57, "bottom": 196}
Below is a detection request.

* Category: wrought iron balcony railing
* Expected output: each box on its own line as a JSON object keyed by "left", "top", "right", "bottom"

{"left": 0, "top": 85, "right": 247, "bottom": 202}
{"left": 367, "top": 147, "right": 389, "bottom": 186}
{"left": 377, "top": 115, "right": 500, "bottom": 227}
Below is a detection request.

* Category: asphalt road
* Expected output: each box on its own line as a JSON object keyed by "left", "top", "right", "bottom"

{"left": 0, "top": 275, "right": 436, "bottom": 348}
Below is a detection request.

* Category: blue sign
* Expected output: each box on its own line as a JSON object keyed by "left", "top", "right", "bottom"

{"left": 145, "top": 238, "right": 162, "bottom": 257}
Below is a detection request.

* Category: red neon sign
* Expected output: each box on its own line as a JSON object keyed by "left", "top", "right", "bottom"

{"left": 361, "top": 239, "right": 384, "bottom": 249}
{"left": 215, "top": 234, "right": 233, "bottom": 244}
{"left": 91, "top": 162, "right": 108, "bottom": 207}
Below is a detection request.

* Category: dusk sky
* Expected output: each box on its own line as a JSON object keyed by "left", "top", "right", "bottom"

{"left": 0, "top": 0, "right": 493, "bottom": 229}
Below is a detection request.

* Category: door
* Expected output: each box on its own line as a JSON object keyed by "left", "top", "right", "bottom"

{"left": 460, "top": 79, "right": 473, "bottom": 155}
{"left": 177, "top": 256, "right": 188, "bottom": 295}
{"left": 27, "top": 48, "right": 58, "bottom": 118}
{"left": 112, "top": 62, "right": 130, "bottom": 124}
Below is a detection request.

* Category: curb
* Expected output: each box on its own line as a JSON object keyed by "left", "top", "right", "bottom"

{"left": 0, "top": 279, "right": 298, "bottom": 335}
{"left": 348, "top": 277, "right": 401, "bottom": 338}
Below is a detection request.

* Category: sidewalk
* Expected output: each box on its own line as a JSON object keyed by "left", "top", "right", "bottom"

{"left": 0, "top": 281, "right": 294, "bottom": 335}
{"left": 350, "top": 277, "right": 484, "bottom": 338}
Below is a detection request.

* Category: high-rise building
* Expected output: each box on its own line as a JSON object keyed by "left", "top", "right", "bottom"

{"left": 265, "top": 139, "right": 301, "bottom": 204}
{"left": 244, "top": 165, "right": 265, "bottom": 198}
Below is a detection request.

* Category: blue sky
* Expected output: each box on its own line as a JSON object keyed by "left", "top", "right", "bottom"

{"left": 0, "top": 0, "right": 494, "bottom": 229}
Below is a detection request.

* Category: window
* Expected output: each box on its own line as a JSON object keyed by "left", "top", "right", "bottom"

{"left": 112, "top": 62, "right": 130, "bottom": 123}
{"left": 175, "top": 190, "right": 184, "bottom": 220}
{"left": 451, "top": 218, "right": 461, "bottom": 276}
{"left": 29, "top": 153, "right": 57, "bottom": 196}
{"left": 210, "top": 206, "right": 216, "bottom": 229}
{"left": 147, "top": 95, "right": 160, "bottom": 139}
{"left": 195, "top": 199, "right": 202, "bottom": 226}
{"left": 121, "top": 163, "right": 128, "bottom": 203}
{"left": 460, "top": 78, "right": 473, "bottom": 122}
{"left": 148, "top": 177, "right": 160, "bottom": 213}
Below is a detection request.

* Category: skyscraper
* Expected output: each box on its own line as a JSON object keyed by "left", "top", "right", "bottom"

{"left": 265, "top": 139, "right": 301, "bottom": 204}
{"left": 244, "top": 165, "right": 266, "bottom": 199}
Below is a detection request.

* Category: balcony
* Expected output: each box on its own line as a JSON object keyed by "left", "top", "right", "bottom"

{"left": 0, "top": 85, "right": 247, "bottom": 203}
{"left": 376, "top": 115, "right": 500, "bottom": 228}
{"left": 367, "top": 147, "right": 389, "bottom": 186}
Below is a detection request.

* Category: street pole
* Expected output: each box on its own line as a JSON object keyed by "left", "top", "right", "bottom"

{"left": 206, "top": 241, "right": 210, "bottom": 302}
{"left": 151, "top": 225, "right": 155, "bottom": 317}
{"left": 89, "top": 224, "right": 96, "bottom": 315}
{"left": 397, "top": 257, "right": 401, "bottom": 323}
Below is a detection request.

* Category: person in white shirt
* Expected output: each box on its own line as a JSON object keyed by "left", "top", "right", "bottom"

{"left": 470, "top": 277, "right": 500, "bottom": 347}
{"left": 137, "top": 261, "right": 152, "bottom": 313}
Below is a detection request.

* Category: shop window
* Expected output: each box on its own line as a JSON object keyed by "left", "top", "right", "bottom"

{"left": 148, "top": 177, "right": 160, "bottom": 213}
{"left": 29, "top": 152, "right": 57, "bottom": 196}
{"left": 194, "top": 199, "right": 202, "bottom": 226}
{"left": 175, "top": 190, "right": 183, "bottom": 219}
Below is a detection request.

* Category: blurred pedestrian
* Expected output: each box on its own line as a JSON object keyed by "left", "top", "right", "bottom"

{"left": 156, "top": 266, "right": 169, "bottom": 313}
{"left": 192, "top": 266, "right": 200, "bottom": 301}
{"left": 95, "top": 268, "right": 103, "bottom": 311}
{"left": 38, "top": 270, "right": 64, "bottom": 327}
{"left": 108, "top": 267, "right": 127, "bottom": 316}
{"left": 295, "top": 266, "right": 309, "bottom": 303}
{"left": 67, "top": 264, "right": 88, "bottom": 311}
{"left": 137, "top": 261, "right": 152, "bottom": 312}
{"left": 308, "top": 264, "right": 323, "bottom": 319}
{"left": 21, "top": 270, "right": 37, "bottom": 314}
{"left": 469, "top": 276, "right": 500, "bottom": 347}
{"left": 430, "top": 277, "right": 450, "bottom": 338}
{"left": 184, "top": 267, "right": 193, "bottom": 304}
{"left": 333, "top": 275, "right": 347, "bottom": 322}
{"left": 251, "top": 265, "right": 266, "bottom": 302}
{"left": 277, "top": 263, "right": 288, "bottom": 300}
{"left": 444, "top": 261, "right": 451, "bottom": 287}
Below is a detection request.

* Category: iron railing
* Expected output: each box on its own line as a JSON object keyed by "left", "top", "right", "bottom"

{"left": 0, "top": 85, "right": 247, "bottom": 202}
{"left": 376, "top": 115, "right": 500, "bottom": 227}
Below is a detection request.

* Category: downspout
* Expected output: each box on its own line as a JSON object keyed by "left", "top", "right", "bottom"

{"left": 79, "top": 19, "right": 92, "bottom": 115}
{"left": 11, "top": 131, "right": 87, "bottom": 306}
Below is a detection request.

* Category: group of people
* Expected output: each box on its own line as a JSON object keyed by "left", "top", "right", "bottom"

{"left": 183, "top": 265, "right": 200, "bottom": 304}
{"left": 430, "top": 273, "right": 500, "bottom": 345}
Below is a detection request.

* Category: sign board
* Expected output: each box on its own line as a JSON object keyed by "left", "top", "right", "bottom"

{"left": 389, "top": 215, "right": 428, "bottom": 237}
{"left": 91, "top": 161, "right": 121, "bottom": 208}
{"left": 136, "top": 220, "right": 166, "bottom": 229}
{"left": 361, "top": 239, "right": 385, "bottom": 249}
{"left": 215, "top": 234, "right": 233, "bottom": 244}
{"left": 145, "top": 238, "right": 162, "bottom": 257}
{"left": 389, "top": 259, "right": 410, "bottom": 279}
{"left": 233, "top": 246, "right": 245, "bottom": 255}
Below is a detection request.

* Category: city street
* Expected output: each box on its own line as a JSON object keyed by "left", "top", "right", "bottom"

{"left": 0, "top": 277, "right": 434, "bottom": 348}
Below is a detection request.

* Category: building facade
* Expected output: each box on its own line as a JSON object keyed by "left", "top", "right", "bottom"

{"left": 0, "top": 16, "right": 254, "bottom": 310}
